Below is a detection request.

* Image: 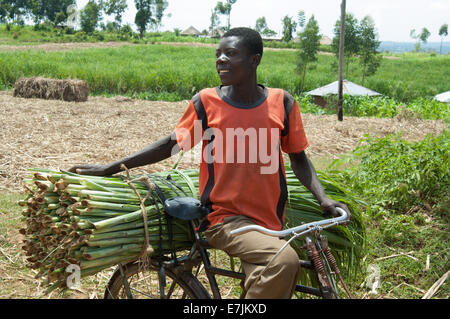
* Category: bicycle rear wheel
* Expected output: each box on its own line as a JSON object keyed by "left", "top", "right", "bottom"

{"left": 104, "top": 260, "right": 210, "bottom": 299}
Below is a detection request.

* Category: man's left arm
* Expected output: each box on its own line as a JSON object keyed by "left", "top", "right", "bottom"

{"left": 288, "top": 151, "right": 350, "bottom": 218}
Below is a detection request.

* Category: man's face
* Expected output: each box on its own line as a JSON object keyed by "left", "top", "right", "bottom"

{"left": 216, "top": 36, "right": 259, "bottom": 86}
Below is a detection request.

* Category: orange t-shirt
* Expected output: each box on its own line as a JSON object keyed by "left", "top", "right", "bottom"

{"left": 175, "top": 85, "right": 309, "bottom": 231}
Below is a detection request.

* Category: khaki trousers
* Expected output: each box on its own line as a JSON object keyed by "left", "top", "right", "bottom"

{"left": 204, "top": 215, "right": 300, "bottom": 299}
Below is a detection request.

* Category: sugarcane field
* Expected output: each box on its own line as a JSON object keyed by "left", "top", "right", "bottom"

{"left": 0, "top": 0, "right": 449, "bottom": 301}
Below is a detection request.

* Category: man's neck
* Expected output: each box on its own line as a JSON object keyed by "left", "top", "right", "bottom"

{"left": 221, "top": 81, "right": 263, "bottom": 105}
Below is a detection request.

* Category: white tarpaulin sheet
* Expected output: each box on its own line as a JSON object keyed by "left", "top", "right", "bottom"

{"left": 434, "top": 91, "right": 450, "bottom": 103}
{"left": 306, "top": 80, "right": 382, "bottom": 97}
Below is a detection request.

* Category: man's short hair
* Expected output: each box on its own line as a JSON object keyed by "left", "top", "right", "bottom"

{"left": 223, "top": 27, "right": 263, "bottom": 57}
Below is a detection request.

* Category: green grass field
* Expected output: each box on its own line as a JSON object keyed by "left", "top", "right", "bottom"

{"left": 1, "top": 40, "right": 449, "bottom": 104}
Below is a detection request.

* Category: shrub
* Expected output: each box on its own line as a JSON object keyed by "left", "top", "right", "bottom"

{"left": 331, "top": 130, "right": 449, "bottom": 217}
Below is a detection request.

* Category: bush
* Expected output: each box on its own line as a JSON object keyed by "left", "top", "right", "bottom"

{"left": 341, "top": 95, "right": 449, "bottom": 120}
{"left": 64, "top": 27, "right": 76, "bottom": 35}
{"left": 74, "top": 31, "right": 88, "bottom": 41}
{"left": 331, "top": 130, "right": 450, "bottom": 217}
{"left": 92, "top": 31, "right": 104, "bottom": 41}
{"left": 120, "top": 24, "right": 133, "bottom": 36}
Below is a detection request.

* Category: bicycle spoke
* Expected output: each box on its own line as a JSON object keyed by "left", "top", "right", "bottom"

{"left": 166, "top": 280, "right": 177, "bottom": 299}
{"left": 129, "top": 287, "right": 156, "bottom": 299}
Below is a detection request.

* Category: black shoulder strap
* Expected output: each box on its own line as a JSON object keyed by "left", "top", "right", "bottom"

{"left": 281, "top": 90, "right": 296, "bottom": 137}
{"left": 191, "top": 91, "right": 214, "bottom": 232}
{"left": 192, "top": 92, "right": 209, "bottom": 131}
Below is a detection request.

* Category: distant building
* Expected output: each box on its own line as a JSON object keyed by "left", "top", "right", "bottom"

{"left": 320, "top": 36, "right": 332, "bottom": 45}
{"left": 262, "top": 36, "right": 282, "bottom": 41}
{"left": 181, "top": 26, "right": 201, "bottom": 36}
{"left": 293, "top": 35, "right": 332, "bottom": 45}
{"left": 209, "top": 28, "right": 225, "bottom": 38}
{"left": 306, "top": 80, "right": 381, "bottom": 108}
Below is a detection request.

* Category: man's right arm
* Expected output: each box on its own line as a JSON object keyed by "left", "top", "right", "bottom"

{"left": 69, "top": 131, "right": 180, "bottom": 176}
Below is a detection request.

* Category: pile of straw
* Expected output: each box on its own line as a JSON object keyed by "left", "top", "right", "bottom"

{"left": 13, "top": 77, "right": 89, "bottom": 102}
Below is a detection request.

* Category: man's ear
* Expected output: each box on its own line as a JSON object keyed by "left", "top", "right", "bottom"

{"left": 252, "top": 53, "right": 262, "bottom": 68}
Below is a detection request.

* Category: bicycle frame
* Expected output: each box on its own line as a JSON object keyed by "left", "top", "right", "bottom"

{"left": 108, "top": 207, "right": 351, "bottom": 299}
{"left": 178, "top": 207, "right": 350, "bottom": 299}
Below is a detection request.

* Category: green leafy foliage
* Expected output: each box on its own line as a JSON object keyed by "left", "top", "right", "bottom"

{"left": 327, "top": 131, "right": 449, "bottom": 298}
{"left": 331, "top": 130, "right": 449, "bottom": 217}
{"left": 80, "top": 0, "right": 102, "bottom": 34}
{"left": 296, "top": 15, "right": 321, "bottom": 93}
{"left": 343, "top": 96, "right": 450, "bottom": 120}
{"left": 281, "top": 15, "right": 297, "bottom": 42}
{"left": 294, "top": 94, "right": 449, "bottom": 120}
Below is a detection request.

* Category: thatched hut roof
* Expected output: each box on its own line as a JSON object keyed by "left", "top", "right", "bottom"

{"left": 181, "top": 26, "right": 201, "bottom": 36}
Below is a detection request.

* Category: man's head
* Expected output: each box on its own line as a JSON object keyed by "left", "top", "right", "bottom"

{"left": 216, "top": 27, "right": 263, "bottom": 86}
{"left": 223, "top": 27, "right": 264, "bottom": 57}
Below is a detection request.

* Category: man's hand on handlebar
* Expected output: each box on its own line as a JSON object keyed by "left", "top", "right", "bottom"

{"left": 319, "top": 198, "right": 352, "bottom": 223}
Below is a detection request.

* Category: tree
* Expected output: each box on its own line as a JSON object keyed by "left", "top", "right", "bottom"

{"left": 0, "top": 0, "right": 31, "bottom": 24}
{"left": 419, "top": 27, "right": 431, "bottom": 44}
{"left": 54, "top": 10, "right": 67, "bottom": 27}
{"left": 29, "top": 0, "right": 47, "bottom": 25}
{"left": 135, "top": 0, "right": 152, "bottom": 37}
{"left": 439, "top": 24, "right": 448, "bottom": 54}
{"left": 331, "top": 13, "right": 381, "bottom": 87}
{"left": 297, "top": 10, "right": 305, "bottom": 29}
{"left": 104, "top": 0, "right": 127, "bottom": 28}
{"left": 209, "top": 8, "right": 220, "bottom": 36}
{"left": 214, "top": 0, "right": 237, "bottom": 31}
{"left": 358, "top": 16, "right": 381, "bottom": 85}
{"left": 30, "top": 0, "right": 76, "bottom": 26}
{"left": 134, "top": 0, "right": 168, "bottom": 38}
{"left": 281, "top": 15, "right": 297, "bottom": 42}
{"left": 254, "top": 16, "right": 276, "bottom": 38}
{"left": 296, "top": 15, "right": 321, "bottom": 93}
{"left": 410, "top": 27, "right": 431, "bottom": 52}
{"left": 410, "top": 29, "right": 420, "bottom": 51}
{"left": 332, "top": 13, "right": 360, "bottom": 77}
{"left": 80, "top": 0, "right": 102, "bottom": 33}
{"left": 153, "top": 0, "right": 168, "bottom": 32}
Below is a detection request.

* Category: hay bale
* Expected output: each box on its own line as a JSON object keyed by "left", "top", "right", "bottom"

{"left": 13, "top": 77, "right": 89, "bottom": 102}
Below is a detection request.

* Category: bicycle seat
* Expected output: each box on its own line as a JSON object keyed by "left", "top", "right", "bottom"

{"left": 164, "top": 197, "right": 209, "bottom": 221}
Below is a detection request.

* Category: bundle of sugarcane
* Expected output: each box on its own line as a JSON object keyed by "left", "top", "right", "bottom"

{"left": 19, "top": 166, "right": 365, "bottom": 291}
{"left": 19, "top": 168, "right": 199, "bottom": 291}
{"left": 283, "top": 166, "right": 366, "bottom": 283}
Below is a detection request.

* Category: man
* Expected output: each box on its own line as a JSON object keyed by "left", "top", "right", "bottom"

{"left": 70, "top": 27, "right": 349, "bottom": 299}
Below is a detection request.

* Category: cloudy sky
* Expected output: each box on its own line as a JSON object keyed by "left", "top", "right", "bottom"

{"left": 76, "top": 0, "right": 449, "bottom": 42}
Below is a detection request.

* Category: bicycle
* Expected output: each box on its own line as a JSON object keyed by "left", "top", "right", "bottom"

{"left": 103, "top": 197, "right": 353, "bottom": 299}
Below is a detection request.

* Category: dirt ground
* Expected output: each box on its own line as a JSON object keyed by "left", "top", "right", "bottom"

{"left": 0, "top": 90, "right": 446, "bottom": 192}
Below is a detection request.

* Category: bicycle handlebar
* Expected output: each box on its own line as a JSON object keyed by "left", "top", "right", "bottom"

{"left": 230, "top": 207, "right": 349, "bottom": 238}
